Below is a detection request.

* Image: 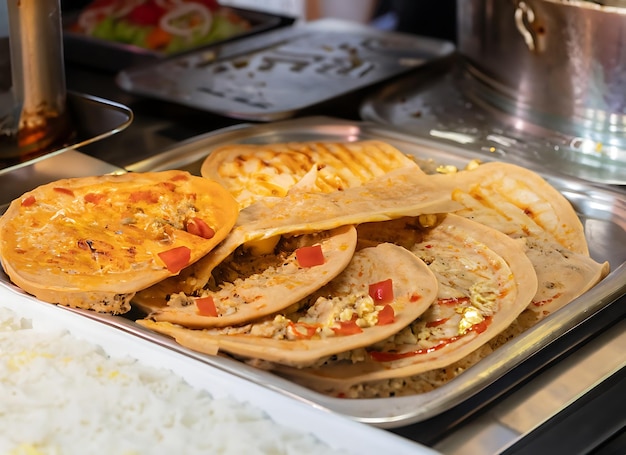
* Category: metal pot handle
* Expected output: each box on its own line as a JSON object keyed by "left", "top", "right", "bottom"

{"left": 514, "top": 1, "right": 542, "bottom": 52}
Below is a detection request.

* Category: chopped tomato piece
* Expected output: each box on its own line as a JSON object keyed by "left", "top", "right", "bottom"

{"left": 288, "top": 321, "right": 318, "bottom": 339}
{"left": 84, "top": 193, "right": 105, "bottom": 204}
{"left": 158, "top": 246, "right": 191, "bottom": 273}
{"left": 295, "top": 244, "right": 325, "bottom": 268}
{"left": 127, "top": 2, "right": 165, "bottom": 26}
{"left": 186, "top": 217, "right": 215, "bottom": 239}
{"left": 21, "top": 195, "right": 36, "bottom": 207}
{"left": 332, "top": 320, "right": 363, "bottom": 336}
{"left": 196, "top": 296, "right": 218, "bottom": 317}
{"left": 376, "top": 304, "right": 395, "bottom": 325}
{"left": 53, "top": 187, "right": 74, "bottom": 197}
{"left": 369, "top": 278, "right": 394, "bottom": 304}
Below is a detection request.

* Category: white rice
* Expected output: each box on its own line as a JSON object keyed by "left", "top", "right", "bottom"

{"left": 0, "top": 307, "right": 346, "bottom": 455}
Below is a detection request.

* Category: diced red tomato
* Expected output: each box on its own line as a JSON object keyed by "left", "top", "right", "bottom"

{"left": 84, "top": 193, "right": 105, "bottom": 204}
{"left": 186, "top": 217, "right": 215, "bottom": 239}
{"left": 21, "top": 195, "right": 36, "bottom": 207}
{"left": 158, "top": 245, "right": 191, "bottom": 273}
{"left": 332, "top": 320, "right": 363, "bottom": 336}
{"left": 53, "top": 187, "right": 75, "bottom": 197}
{"left": 288, "top": 321, "right": 318, "bottom": 339}
{"left": 376, "top": 304, "right": 395, "bottom": 325}
{"left": 196, "top": 296, "right": 218, "bottom": 316}
{"left": 295, "top": 244, "right": 325, "bottom": 268}
{"left": 369, "top": 278, "right": 394, "bottom": 304}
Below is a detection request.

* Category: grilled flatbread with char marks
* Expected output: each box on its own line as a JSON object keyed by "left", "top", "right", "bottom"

{"left": 135, "top": 225, "right": 358, "bottom": 328}
{"left": 201, "top": 140, "right": 420, "bottom": 209}
{"left": 0, "top": 171, "right": 238, "bottom": 314}
{"left": 138, "top": 242, "right": 439, "bottom": 367}
{"left": 276, "top": 214, "right": 537, "bottom": 393}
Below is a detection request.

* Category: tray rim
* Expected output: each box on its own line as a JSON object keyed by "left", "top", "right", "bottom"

{"left": 118, "top": 116, "right": 626, "bottom": 427}
{"left": 0, "top": 91, "right": 133, "bottom": 176}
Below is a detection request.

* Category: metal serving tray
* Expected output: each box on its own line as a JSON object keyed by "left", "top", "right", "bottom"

{"left": 1, "top": 116, "right": 623, "bottom": 429}
{"left": 119, "top": 116, "right": 624, "bottom": 427}
{"left": 116, "top": 18, "right": 454, "bottom": 121}
{"left": 63, "top": 7, "right": 294, "bottom": 72}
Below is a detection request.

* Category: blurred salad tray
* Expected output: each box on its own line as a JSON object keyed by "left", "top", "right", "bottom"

{"left": 62, "top": 2, "right": 295, "bottom": 72}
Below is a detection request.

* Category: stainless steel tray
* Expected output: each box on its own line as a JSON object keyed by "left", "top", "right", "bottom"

{"left": 117, "top": 116, "right": 625, "bottom": 427}
{"left": 0, "top": 91, "right": 132, "bottom": 176}
{"left": 116, "top": 18, "right": 454, "bottom": 121}
{"left": 63, "top": 7, "right": 294, "bottom": 72}
{"left": 359, "top": 59, "right": 626, "bottom": 186}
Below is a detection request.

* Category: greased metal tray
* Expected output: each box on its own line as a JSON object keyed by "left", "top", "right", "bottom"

{"left": 121, "top": 116, "right": 624, "bottom": 427}
{"left": 1, "top": 117, "right": 624, "bottom": 429}
{"left": 116, "top": 18, "right": 454, "bottom": 121}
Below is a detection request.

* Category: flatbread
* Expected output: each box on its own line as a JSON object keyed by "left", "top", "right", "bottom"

{"left": 434, "top": 163, "right": 609, "bottom": 320}
{"left": 138, "top": 242, "right": 439, "bottom": 367}
{"left": 200, "top": 140, "right": 420, "bottom": 208}
{"left": 0, "top": 171, "right": 239, "bottom": 314}
{"left": 432, "top": 161, "right": 589, "bottom": 255}
{"left": 135, "top": 165, "right": 462, "bottom": 300}
{"left": 276, "top": 214, "right": 537, "bottom": 392}
{"left": 135, "top": 225, "right": 358, "bottom": 328}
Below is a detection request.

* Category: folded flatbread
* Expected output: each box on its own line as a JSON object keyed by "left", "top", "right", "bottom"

{"left": 138, "top": 242, "right": 439, "bottom": 367}
{"left": 276, "top": 214, "right": 538, "bottom": 392}
{"left": 135, "top": 165, "right": 461, "bottom": 300}
{"left": 0, "top": 171, "right": 239, "bottom": 314}
{"left": 135, "top": 225, "right": 358, "bottom": 328}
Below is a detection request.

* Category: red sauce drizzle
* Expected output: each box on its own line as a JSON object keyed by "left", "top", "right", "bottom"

{"left": 368, "top": 317, "right": 492, "bottom": 362}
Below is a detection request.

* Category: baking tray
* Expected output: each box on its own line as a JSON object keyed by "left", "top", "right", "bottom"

{"left": 116, "top": 116, "right": 626, "bottom": 427}
{"left": 116, "top": 18, "right": 455, "bottom": 121}
{"left": 62, "top": 7, "right": 294, "bottom": 72}
{"left": 359, "top": 59, "right": 626, "bottom": 186}
{"left": 0, "top": 91, "right": 132, "bottom": 176}
{"left": 0, "top": 281, "right": 433, "bottom": 455}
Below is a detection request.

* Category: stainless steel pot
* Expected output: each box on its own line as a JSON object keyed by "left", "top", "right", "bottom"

{"left": 458, "top": 0, "right": 626, "bottom": 140}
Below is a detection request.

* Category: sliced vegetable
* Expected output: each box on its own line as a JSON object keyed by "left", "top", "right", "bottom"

{"left": 158, "top": 245, "right": 191, "bottom": 273}
{"left": 376, "top": 304, "right": 395, "bottom": 325}
{"left": 295, "top": 244, "right": 325, "bottom": 268}
{"left": 21, "top": 195, "right": 36, "bottom": 207}
{"left": 196, "top": 296, "right": 218, "bottom": 317}
{"left": 186, "top": 217, "right": 215, "bottom": 239}
{"left": 369, "top": 278, "right": 394, "bottom": 304}
{"left": 332, "top": 320, "right": 363, "bottom": 336}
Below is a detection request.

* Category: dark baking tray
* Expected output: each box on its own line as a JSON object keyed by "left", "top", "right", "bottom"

{"left": 62, "top": 6, "right": 295, "bottom": 72}
{"left": 116, "top": 18, "right": 455, "bottom": 121}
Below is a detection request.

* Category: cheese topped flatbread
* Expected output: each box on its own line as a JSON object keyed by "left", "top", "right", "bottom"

{"left": 276, "top": 214, "right": 537, "bottom": 392}
{"left": 201, "top": 140, "right": 420, "bottom": 208}
{"left": 138, "top": 242, "right": 439, "bottom": 367}
{"left": 0, "top": 171, "right": 239, "bottom": 314}
{"left": 136, "top": 225, "right": 358, "bottom": 328}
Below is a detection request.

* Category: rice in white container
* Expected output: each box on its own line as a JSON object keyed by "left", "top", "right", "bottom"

{"left": 0, "top": 307, "right": 347, "bottom": 454}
